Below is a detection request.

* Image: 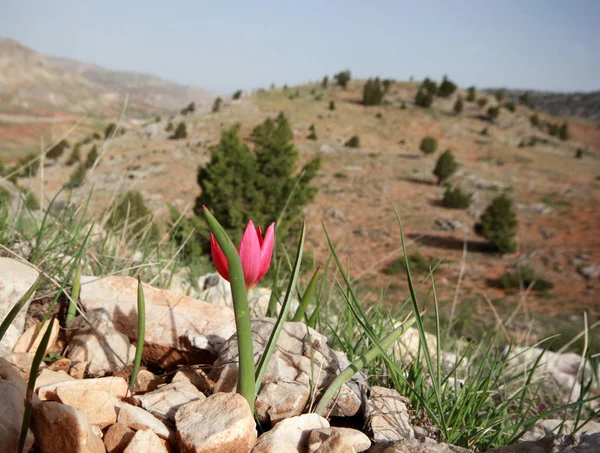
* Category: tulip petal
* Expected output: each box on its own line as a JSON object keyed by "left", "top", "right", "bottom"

{"left": 256, "top": 225, "right": 263, "bottom": 247}
{"left": 258, "top": 223, "right": 275, "bottom": 281}
{"left": 210, "top": 233, "right": 230, "bottom": 281}
{"left": 239, "top": 221, "right": 261, "bottom": 289}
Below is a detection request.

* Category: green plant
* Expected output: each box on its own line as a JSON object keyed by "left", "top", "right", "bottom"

{"left": 232, "top": 90, "right": 243, "bottom": 100}
{"left": 559, "top": 121, "right": 569, "bottom": 140}
{"left": 442, "top": 186, "right": 471, "bottom": 209}
{"left": 329, "top": 100, "right": 336, "bottom": 111}
{"left": 519, "top": 92, "right": 535, "bottom": 108}
{"left": 181, "top": 102, "right": 195, "bottom": 115}
{"left": 475, "top": 193, "right": 518, "bottom": 254}
{"left": 504, "top": 101, "right": 516, "bottom": 112}
{"left": 530, "top": 114, "right": 541, "bottom": 128}
{"left": 84, "top": 145, "right": 98, "bottom": 169}
{"left": 575, "top": 148, "right": 584, "bottom": 159}
{"left": 477, "top": 97, "right": 488, "bottom": 108}
{"left": 467, "top": 86, "right": 476, "bottom": 102}
{"left": 480, "top": 127, "right": 489, "bottom": 136}
{"left": 375, "top": 112, "right": 383, "bottom": 119}
{"left": 170, "top": 122, "right": 187, "bottom": 140}
{"left": 453, "top": 97, "right": 463, "bottom": 115}
{"left": 129, "top": 277, "right": 146, "bottom": 394}
{"left": 334, "top": 172, "right": 347, "bottom": 179}
{"left": 66, "top": 145, "right": 81, "bottom": 166}
{"left": 362, "top": 78, "right": 384, "bottom": 106}
{"left": 106, "top": 190, "right": 159, "bottom": 240}
{"left": 487, "top": 106, "right": 500, "bottom": 121}
{"left": 383, "top": 251, "right": 430, "bottom": 275}
{"left": 438, "top": 76, "right": 457, "bottom": 98}
{"left": 104, "top": 123, "right": 121, "bottom": 139}
{"left": 24, "top": 192, "right": 39, "bottom": 210}
{"left": 65, "top": 163, "right": 87, "bottom": 188}
{"left": 212, "top": 97, "right": 222, "bottom": 113}
{"left": 321, "top": 76, "right": 328, "bottom": 88}
{"left": 165, "top": 121, "right": 174, "bottom": 132}
{"left": 433, "top": 150, "right": 457, "bottom": 184}
{"left": 47, "top": 139, "right": 70, "bottom": 159}
{"left": 421, "top": 78, "right": 438, "bottom": 96}
{"left": 400, "top": 102, "right": 407, "bottom": 110}
{"left": 92, "top": 132, "right": 101, "bottom": 140}
{"left": 415, "top": 90, "right": 433, "bottom": 108}
{"left": 420, "top": 136, "right": 438, "bottom": 155}
{"left": 344, "top": 135, "right": 360, "bottom": 148}
{"left": 501, "top": 265, "right": 554, "bottom": 291}
{"left": 495, "top": 89, "right": 506, "bottom": 103}
{"left": 334, "top": 70, "right": 351, "bottom": 89}
{"left": 307, "top": 124, "right": 317, "bottom": 140}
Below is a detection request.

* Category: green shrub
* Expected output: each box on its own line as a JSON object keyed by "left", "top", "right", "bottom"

{"left": 165, "top": 121, "right": 174, "bottom": 132}
{"left": 362, "top": 78, "right": 384, "bottom": 106}
{"left": 383, "top": 251, "right": 429, "bottom": 275}
{"left": 495, "top": 89, "right": 506, "bottom": 103}
{"left": 232, "top": 90, "right": 243, "bottom": 100}
{"left": 107, "top": 190, "right": 159, "bottom": 240}
{"left": 170, "top": 122, "right": 187, "bottom": 140}
{"left": 442, "top": 186, "right": 471, "bottom": 209}
{"left": 467, "top": 86, "right": 476, "bottom": 102}
{"left": 334, "top": 172, "right": 347, "bottom": 179}
{"left": 487, "top": 106, "right": 500, "bottom": 121}
{"left": 575, "top": 148, "right": 584, "bottom": 159}
{"left": 433, "top": 150, "right": 457, "bottom": 184}
{"left": 547, "top": 123, "right": 559, "bottom": 136}
{"left": 421, "top": 78, "right": 438, "bottom": 96}
{"left": 321, "top": 76, "right": 328, "bottom": 88}
{"left": 415, "top": 90, "right": 433, "bottom": 108}
{"left": 504, "top": 101, "right": 516, "bottom": 112}
{"left": 475, "top": 194, "right": 518, "bottom": 254}
{"left": 453, "top": 97, "right": 463, "bottom": 115}
{"left": 212, "top": 97, "right": 222, "bottom": 113}
{"left": 194, "top": 114, "right": 321, "bottom": 250}
{"left": 329, "top": 100, "right": 336, "bottom": 110}
{"left": 420, "top": 136, "right": 438, "bottom": 155}
{"left": 92, "top": 132, "right": 101, "bottom": 140}
{"left": 66, "top": 145, "right": 81, "bottom": 166}
{"left": 24, "top": 191, "right": 39, "bottom": 210}
{"left": 0, "top": 186, "right": 11, "bottom": 205}
{"left": 85, "top": 145, "right": 98, "bottom": 169}
{"left": 438, "top": 76, "right": 457, "bottom": 98}
{"left": 181, "top": 102, "right": 196, "bottom": 115}
{"left": 104, "top": 123, "right": 117, "bottom": 139}
{"left": 501, "top": 265, "right": 554, "bottom": 291}
{"left": 18, "top": 153, "right": 39, "bottom": 177}
{"left": 519, "top": 92, "right": 535, "bottom": 108}
{"left": 375, "top": 112, "right": 383, "bottom": 119}
{"left": 382, "top": 79, "right": 393, "bottom": 92}
{"left": 307, "top": 124, "right": 317, "bottom": 140}
{"left": 47, "top": 139, "right": 70, "bottom": 159}
{"left": 530, "top": 114, "right": 541, "bottom": 128}
{"left": 65, "top": 163, "right": 87, "bottom": 188}
{"left": 480, "top": 127, "right": 489, "bottom": 136}
{"left": 334, "top": 70, "right": 351, "bottom": 89}
{"left": 0, "top": 154, "right": 5, "bottom": 175}
{"left": 400, "top": 102, "right": 407, "bottom": 110}
{"left": 559, "top": 121, "right": 569, "bottom": 140}
{"left": 477, "top": 97, "right": 488, "bottom": 108}
{"left": 344, "top": 135, "right": 360, "bottom": 148}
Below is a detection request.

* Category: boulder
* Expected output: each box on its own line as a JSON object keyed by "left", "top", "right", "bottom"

{"left": 307, "top": 427, "right": 371, "bottom": 452}
{"left": 134, "top": 380, "right": 205, "bottom": 425}
{"left": 365, "top": 386, "right": 414, "bottom": 442}
{"left": 251, "top": 413, "right": 329, "bottom": 453}
{"left": 124, "top": 429, "right": 170, "bottom": 453}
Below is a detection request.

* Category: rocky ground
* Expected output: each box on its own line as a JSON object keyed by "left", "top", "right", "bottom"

{"left": 1, "top": 255, "right": 599, "bottom": 453}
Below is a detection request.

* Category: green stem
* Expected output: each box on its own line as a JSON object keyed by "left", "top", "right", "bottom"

{"left": 129, "top": 276, "right": 146, "bottom": 394}
{"left": 315, "top": 317, "right": 416, "bottom": 416}
{"left": 291, "top": 266, "right": 320, "bottom": 322}
{"left": 203, "top": 209, "right": 255, "bottom": 413}
{"left": 66, "top": 259, "right": 81, "bottom": 324}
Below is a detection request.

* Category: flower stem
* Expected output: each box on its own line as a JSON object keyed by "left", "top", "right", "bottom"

{"left": 203, "top": 209, "right": 255, "bottom": 412}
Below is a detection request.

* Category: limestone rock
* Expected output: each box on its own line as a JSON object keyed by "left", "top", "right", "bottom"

{"left": 308, "top": 427, "right": 371, "bottom": 452}
{"left": 34, "top": 368, "right": 75, "bottom": 391}
{"left": 13, "top": 318, "right": 60, "bottom": 354}
{"left": 31, "top": 401, "right": 105, "bottom": 453}
{"left": 0, "top": 257, "right": 39, "bottom": 357}
{"left": 368, "top": 439, "right": 472, "bottom": 452}
{"left": 0, "top": 358, "right": 35, "bottom": 453}
{"left": 251, "top": 413, "right": 329, "bottom": 453}
{"left": 133, "top": 369, "right": 165, "bottom": 393}
{"left": 104, "top": 423, "right": 135, "bottom": 453}
{"left": 79, "top": 276, "right": 236, "bottom": 367}
{"left": 255, "top": 381, "right": 310, "bottom": 425}
{"left": 172, "top": 368, "right": 214, "bottom": 392}
{"left": 65, "top": 308, "right": 135, "bottom": 376}
{"left": 124, "top": 429, "right": 169, "bottom": 453}
{"left": 365, "top": 386, "right": 414, "bottom": 442}
{"left": 486, "top": 433, "right": 600, "bottom": 453}
{"left": 118, "top": 403, "right": 172, "bottom": 440}
{"left": 213, "top": 318, "right": 364, "bottom": 420}
{"left": 175, "top": 392, "right": 257, "bottom": 453}
{"left": 38, "top": 375, "right": 128, "bottom": 401}
{"left": 47, "top": 357, "right": 72, "bottom": 373}
{"left": 522, "top": 419, "right": 600, "bottom": 441}
{"left": 56, "top": 387, "right": 121, "bottom": 429}
{"left": 134, "top": 380, "right": 205, "bottom": 425}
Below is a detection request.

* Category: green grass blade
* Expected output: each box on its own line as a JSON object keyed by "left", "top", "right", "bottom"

{"left": 255, "top": 223, "right": 305, "bottom": 393}
{"left": 0, "top": 274, "right": 42, "bottom": 342}
{"left": 129, "top": 276, "right": 146, "bottom": 394}
{"left": 292, "top": 266, "right": 320, "bottom": 322}
{"left": 266, "top": 260, "right": 281, "bottom": 317}
{"left": 66, "top": 259, "right": 82, "bottom": 324}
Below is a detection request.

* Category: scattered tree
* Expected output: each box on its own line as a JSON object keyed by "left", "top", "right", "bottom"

{"left": 501, "top": 265, "right": 554, "bottom": 291}
{"left": 321, "top": 76, "right": 328, "bottom": 89}
{"left": 487, "top": 106, "right": 500, "bottom": 121}
{"left": 362, "top": 78, "right": 384, "bottom": 106}
{"left": 107, "top": 190, "right": 159, "bottom": 240}
{"left": 344, "top": 135, "right": 360, "bottom": 148}
{"left": 307, "top": 124, "right": 317, "bottom": 140}
{"left": 467, "top": 86, "right": 476, "bottom": 102}
{"left": 17, "top": 153, "right": 39, "bottom": 177}
{"left": 420, "top": 136, "right": 438, "bottom": 155}
{"left": 420, "top": 78, "right": 438, "bottom": 96}
{"left": 477, "top": 97, "right": 488, "bottom": 108}
{"left": 165, "top": 121, "right": 174, "bottom": 132}
{"left": 329, "top": 100, "right": 336, "bottom": 111}
{"left": 334, "top": 70, "right": 351, "bottom": 89}
{"left": 66, "top": 145, "right": 81, "bottom": 166}
{"left": 170, "top": 122, "right": 187, "bottom": 140}
{"left": 181, "top": 102, "right": 196, "bottom": 116}
{"left": 453, "top": 97, "right": 464, "bottom": 115}
{"left": 415, "top": 90, "right": 433, "bottom": 108}
{"left": 232, "top": 90, "right": 243, "bottom": 100}
{"left": 530, "top": 114, "right": 541, "bottom": 128}
{"left": 212, "top": 97, "right": 222, "bottom": 113}
{"left": 475, "top": 193, "right": 518, "bottom": 254}
{"left": 575, "top": 148, "right": 584, "bottom": 159}
{"left": 433, "top": 150, "right": 457, "bottom": 184}
{"left": 382, "top": 79, "right": 393, "bottom": 92}
{"left": 519, "top": 92, "right": 535, "bottom": 109}
{"left": 504, "top": 101, "right": 516, "bottom": 112}
{"left": 47, "top": 139, "right": 70, "bottom": 159}
{"left": 104, "top": 123, "right": 118, "bottom": 139}
{"left": 559, "top": 121, "right": 569, "bottom": 140}
{"left": 400, "top": 102, "right": 407, "bottom": 110}
{"left": 495, "top": 89, "right": 506, "bottom": 103}
{"left": 442, "top": 186, "right": 471, "bottom": 209}
{"left": 438, "top": 75, "right": 457, "bottom": 98}
{"left": 65, "top": 163, "right": 87, "bottom": 188}
{"left": 85, "top": 145, "right": 98, "bottom": 169}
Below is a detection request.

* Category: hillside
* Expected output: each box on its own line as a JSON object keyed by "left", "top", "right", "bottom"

{"left": 9, "top": 75, "right": 599, "bottom": 347}
{"left": 0, "top": 38, "right": 215, "bottom": 156}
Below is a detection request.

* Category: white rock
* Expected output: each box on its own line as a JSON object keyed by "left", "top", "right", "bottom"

{"left": 307, "top": 427, "right": 371, "bottom": 452}
{"left": 365, "top": 386, "right": 414, "bottom": 442}
{"left": 31, "top": 401, "right": 105, "bottom": 453}
{"left": 79, "top": 276, "right": 236, "bottom": 367}
{"left": 103, "top": 423, "right": 135, "bottom": 453}
{"left": 56, "top": 387, "right": 121, "bottom": 429}
{"left": 124, "top": 429, "right": 169, "bottom": 453}
{"left": 12, "top": 318, "right": 60, "bottom": 354}
{"left": 133, "top": 369, "right": 165, "bottom": 393}
{"left": 172, "top": 368, "right": 214, "bottom": 392}
{"left": 66, "top": 308, "right": 135, "bottom": 376}
{"left": 0, "top": 358, "right": 35, "bottom": 452}
{"left": 118, "top": 403, "right": 172, "bottom": 440}
{"left": 134, "top": 380, "right": 205, "bottom": 424}
{"left": 0, "top": 257, "right": 39, "bottom": 357}
{"left": 37, "top": 376, "right": 128, "bottom": 401}
{"left": 34, "top": 369, "right": 75, "bottom": 392}
{"left": 176, "top": 392, "right": 257, "bottom": 453}
{"left": 251, "top": 413, "right": 329, "bottom": 453}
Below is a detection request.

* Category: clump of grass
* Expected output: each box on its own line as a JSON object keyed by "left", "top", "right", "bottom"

{"left": 501, "top": 265, "right": 555, "bottom": 291}
{"left": 383, "top": 251, "right": 429, "bottom": 275}
{"left": 344, "top": 135, "right": 360, "bottom": 148}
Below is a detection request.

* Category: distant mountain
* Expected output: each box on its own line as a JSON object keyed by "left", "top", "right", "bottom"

{"left": 0, "top": 37, "right": 215, "bottom": 118}
{"left": 486, "top": 88, "right": 600, "bottom": 123}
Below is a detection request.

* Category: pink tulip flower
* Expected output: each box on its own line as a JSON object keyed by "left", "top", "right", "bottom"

{"left": 210, "top": 221, "right": 275, "bottom": 290}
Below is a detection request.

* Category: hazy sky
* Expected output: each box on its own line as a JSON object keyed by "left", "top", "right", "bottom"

{"left": 2, "top": 0, "right": 599, "bottom": 93}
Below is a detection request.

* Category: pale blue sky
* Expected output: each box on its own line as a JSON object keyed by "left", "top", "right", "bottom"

{"left": 1, "top": 0, "right": 598, "bottom": 93}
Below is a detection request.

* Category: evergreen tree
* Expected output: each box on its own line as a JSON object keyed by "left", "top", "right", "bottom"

{"left": 334, "top": 70, "right": 351, "bottom": 89}
{"left": 559, "top": 121, "right": 569, "bottom": 140}
{"left": 65, "top": 163, "right": 87, "bottom": 188}
{"left": 170, "top": 122, "right": 187, "bottom": 140}
{"left": 420, "top": 136, "right": 437, "bottom": 155}
{"left": 212, "top": 97, "right": 222, "bottom": 113}
{"left": 362, "top": 78, "right": 384, "bottom": 106}
{"left": 530, "top": 114, "right": 541, "bottom": 128}
{"left": 477, "top": 97, "right": 488, "bottom": 108}
{"left": 329, "top": 100, "right": 336, "bottom": 110}
{"left": 453, "top": 97, "right": 464, "bottom": 115}
{"left": 421, "top": 78, "right": 438, "bottom": 96}
{"left": 85, "top": 145, "right": 98, "bottom": 169}
{"left": 495, "top": 89, "right": 506, "bottom": 103}
{"left": 519, "top": 91, "right": 534, "bottom": 108}
{"left": 66, "top": 144, "right": 81, "bottom": 166}
{"left": 104, "top": 123, "right": 118, "bottom": 139}
{"left": 232, "top": 90, "right": 243, "bottom": 100}
{"left": 433, "top": 150, "right": 457, "bottom": 184}
{"left": 442, "top": 186, "right": 471, "bottom": 209}
{"left": 307, "top": 124, "right": 317, "bottom": 140}
{"left": 467, "top": 86, "right": 476, "bottom": 102}
{"left": 344, "top": 136, "right": 360, "bottom": 148}
{"left": 438, "top": 75, "right": 457, "bottom": 98}
{"left": 47, "top": 139, "right": 70, "bottom": 159}
{"left": 18, "top": 153, "right": 39, "bottom": 177}
{"left": 382, "top": 79, "right": 393, "bottom": 92}
{"left": 475, "top": 194, "right": 518, "bottom": 254}
{"left": 181, "top": 102, "right": 196, "bottom": 115}
{"left": 321, "top": 76, "right": 328, "bottom": 89}
{"left": 415, "top": 90, "right": 433, "bottom": 108}
{"left": 487, "top": 106, "right": 500, "bottom": 121}
{"left": 504, "top": 101, "right": 516, "bottom": 112}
